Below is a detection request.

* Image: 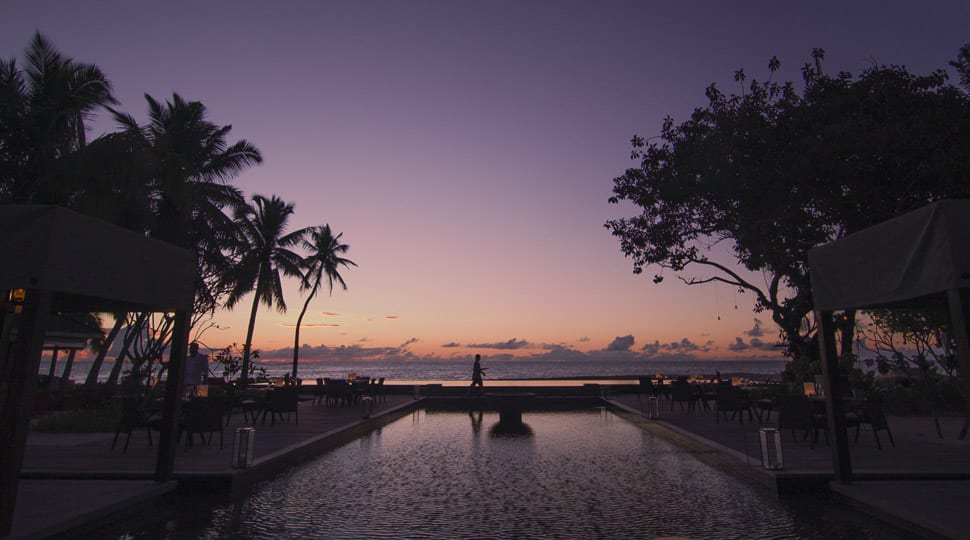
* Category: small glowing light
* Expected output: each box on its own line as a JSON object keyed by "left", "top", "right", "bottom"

{"left": 8, "top": 289, "right": 25, "bottom": 303}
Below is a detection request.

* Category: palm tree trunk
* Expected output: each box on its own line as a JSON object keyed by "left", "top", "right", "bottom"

{"left": 106, "top": 313, "right": 146, "bottom": 389}
{"left": 84, "top": 315, "right": 123, "bottom": 388}
{"left": 241, "top": 292, "right": 261, "bottom": 386}
{"left": 292, "top": 292, "right": 315, "bottom": 378}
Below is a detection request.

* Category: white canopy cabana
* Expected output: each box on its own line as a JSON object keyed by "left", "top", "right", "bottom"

{"left": 0, "top": 205, "right": 197, "bottom": 536}
{"left": 807, "top": 199, "right": 970, "bottom": 482}
{"left": 810, "top": 199, "right": 970, "bottom": 311}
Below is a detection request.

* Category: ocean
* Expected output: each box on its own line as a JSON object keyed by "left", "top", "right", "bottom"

{"left": 53, "top": 357, "right": 788, "bottom": 385}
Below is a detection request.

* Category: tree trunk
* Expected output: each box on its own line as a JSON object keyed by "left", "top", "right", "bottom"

{"left": 47, "top": 349, "right": 60, "bottom": 382}
{"left": 106, "top": 313, "right": 146, "bottom": 389}
{"left": 838, "top": 309, "right": 858, "bottom": 364}
{"left": 84, "top": 316, "right": 123, "bottom": 388}
{"left": 292, "top": 293, "right": 313, "bottom": 378}
{"left": 60, "top": 349, "right": 77, "bottom": 382}
{"left": 241, "top": 292, "right": 261, "bottom": 386}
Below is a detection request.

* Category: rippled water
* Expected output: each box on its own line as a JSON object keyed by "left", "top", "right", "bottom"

{"left": 103, "top": 408, "right": 901, "bottom": 539}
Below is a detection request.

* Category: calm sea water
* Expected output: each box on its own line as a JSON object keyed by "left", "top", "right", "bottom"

{"left": 55, "top": 357, "right": 787, "bottom": 384}
{"left": 96, "top": 408, "right": 901, "bottom": 539}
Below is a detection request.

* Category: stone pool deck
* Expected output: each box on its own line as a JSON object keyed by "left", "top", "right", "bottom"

{"left": 11, "top": 392, "right": 419, "bottom": 539}
{"left": 606, "top": 392, "right": 970, "bottom": 540}
{"left": 10, "top": 388, "right": 970, "bottom": 539}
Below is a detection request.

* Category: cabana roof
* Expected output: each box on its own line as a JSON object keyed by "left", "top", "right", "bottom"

{"left": 808, "top": 199, "right": 970, "bottom": 311}
{"left": 0, "top": 205, "right": 197, "bottom": 312}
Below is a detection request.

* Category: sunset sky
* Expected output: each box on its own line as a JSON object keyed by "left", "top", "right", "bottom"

{"left": 4, "top": 1, "right": 969, "bottom": 364}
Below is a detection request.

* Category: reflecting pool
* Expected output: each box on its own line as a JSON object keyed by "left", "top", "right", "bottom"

{"left": 104, "top": 408, "right": 903, "bottom": 539}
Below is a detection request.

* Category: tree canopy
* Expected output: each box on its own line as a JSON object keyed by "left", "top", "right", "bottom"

{"left": 606, "top": 47, "right": 970, "bottom": 381}
{"left": 2, "top": 34, "right": 357, "bottom": 387}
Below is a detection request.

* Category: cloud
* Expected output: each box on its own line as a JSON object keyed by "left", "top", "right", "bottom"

{"left": 724, "top": 334, "right": 779, "bottom": 352}
{"left": 578, "top": 336, "right": 591, "bottom": 343}
{"left": 745, "top": 318, "right": 765, "bottom": 337}
{"left": 668, "top": 337, "right": 699, "bottom": 352}
{"left": 728, "top": 337, "right": 750, "bottom": 351}
{"left": 320, "top": 312, "right": 341, "bottom": 317}
{"left": 277, "top": 323, "right": 340, "bottom": 328}
{"left": 530, "top": 344, "right": 588, "bottom": 361}
{"left": 607, "top": 335, "right": 635, "bottom": 351}
{"left": 467, "top": 338, "right": 531, "bottom": 350}
{"left": 253, "top": 331, "right": 785, "bottom": 365}
{"left": 641, "top": 341, "right": 661, "bottom": 356}
{"left": 258, "top": 341, "right": 423, "bottom": 363}
{"left": 749, "top": 337, "right": 780, "bottom": 351}
{"left": 385, "top": 315, "right": 399, "bottom": 320}
{"left": 638, "top": 337, "right": 714, "bottom": 359}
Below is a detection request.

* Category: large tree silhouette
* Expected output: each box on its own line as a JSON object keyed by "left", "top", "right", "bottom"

{"left": 607, "top": 48, "right": 970, "bottom": 383}
{"left": 0, "top": 32, "right": 116, "bottom": 204}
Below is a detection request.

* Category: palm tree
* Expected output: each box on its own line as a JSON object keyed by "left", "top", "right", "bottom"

{"left": 107, "top": 93, "right": 260, "bottom": 321}
{"left": 108, "top": 93, "right": 257, "bottom": 246}
{"left": 0, "top": 32, "right": 116, "bottom": 204}
{"left": 292, "top": 225, "right": 357, "bottom": 377}
{"left": 227, "top": 195, "right": 308, "bottom": 385}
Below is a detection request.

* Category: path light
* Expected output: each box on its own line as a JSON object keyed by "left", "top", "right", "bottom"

{"left": 232, "top": 427, "right": 255, "bottom": 469}
{"left": 759, "top": 427, "right": 784, "bottom": 470}
{"left": 646, "top": 395, "right": 660, "bottom": 420}
{"left": 361, "top": 395, "right": 375, "bottom": 418}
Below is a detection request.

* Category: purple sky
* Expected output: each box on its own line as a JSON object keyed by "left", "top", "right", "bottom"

{"left": 4, "top": 1, "right": 969, "bottom": 363}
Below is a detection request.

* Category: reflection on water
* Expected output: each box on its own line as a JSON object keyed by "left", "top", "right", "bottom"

{"left": 488, "top": 419, "right": 534, "bottom": 438}
{"left": 468, "top": 409, "right": 483, "bottom": 434}
{"left": 99, "top": 409, "right": 906, "bottom": 540}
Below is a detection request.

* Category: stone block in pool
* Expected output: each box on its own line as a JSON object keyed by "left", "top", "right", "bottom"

{"left": 484, "top": 392, "right": 536, "bottom": 424}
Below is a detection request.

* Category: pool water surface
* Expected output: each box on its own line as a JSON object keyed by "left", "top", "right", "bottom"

{"left": 105, "top": 407, "right": 903, "bottom": 539}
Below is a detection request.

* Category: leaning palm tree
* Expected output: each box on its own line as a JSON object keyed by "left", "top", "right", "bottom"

{"left": 292, "top": 225, "right": 357, "bottom": 377}
{"left": 227, "top": 195, "right": 308, "bottom": 385}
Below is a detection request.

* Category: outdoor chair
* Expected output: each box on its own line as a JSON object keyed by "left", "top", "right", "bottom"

{"left": 777, "top": 394, "right": 825, "bottom": 448}
{"left": 669, "top": 380, "right": 697, "bottom": 412}
{"left": 263, "top": 386, "right": 299, "bottom": 424}
{"left": 375, "top": 377, "right": 386, "bottom": 403}
{"left": 112, "top": 396, "right": 161, "bottom": 453}
{"left": 325, "top": 379, "right": 352, "bottom": 406}
{"left": 312, "top": 378, "right": 328, "bottom": 405}
{"left": 714, "top": 385, "right": 750, "bottom": 424}
{"left": 637, "top": 377, "right": 659, "bottom": 409}
{"left": 364, "top": 377, "right": 386, "bottom": 403}
{"left": 180, "top": 395, "right": 227, "bottom": 449}
{"left": 855, "top": 396, "right": 895, "bottom": 449}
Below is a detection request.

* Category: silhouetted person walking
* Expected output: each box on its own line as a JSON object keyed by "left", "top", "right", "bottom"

{"left": 469, "top": 354, "right": 486, "bottom": 394}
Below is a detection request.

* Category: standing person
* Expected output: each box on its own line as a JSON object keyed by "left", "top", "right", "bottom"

{"left": 469, "top": 354, "right": 486, "bottom": 393}
{"left": 184, "top": 342, "right": 209, "bottom": 389}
